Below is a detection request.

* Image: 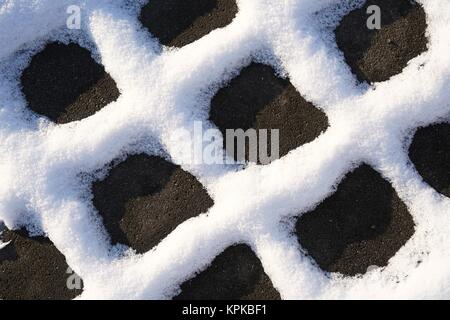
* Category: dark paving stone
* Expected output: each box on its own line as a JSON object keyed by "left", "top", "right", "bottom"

{"left": 175, "top": 244, "right": 280, "bottom": 300}
{"left": 92, "top": 154, "right": 214, "bottom": 254}
{"left": 140, "top": 0, "right": 238, "bottom": 48}
{"left": 0, "top": 227, "right": 83, "bottom": 300}
{"left": 21, "top": 42, "right": 120, "bottom": 124}
{"left": 209, "top": 63, "right": 329, "bottom": 164}
{"left": 335, "top": 0, "right": 427, "bottom": 83}
{"left": 296, "top": 164, "right": 415, "bottom": 276}
{"left": 409, "top": 123, "right": 450, "bottom": 197}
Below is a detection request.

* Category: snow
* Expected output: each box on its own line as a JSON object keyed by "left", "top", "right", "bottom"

{"left": 0, "top": 0, "right": 449, "bottom": 299}
{"left": 0, "top": 241, "right": 10, "bottom": 250}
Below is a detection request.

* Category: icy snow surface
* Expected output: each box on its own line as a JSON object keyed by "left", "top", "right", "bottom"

{"left": 0, "top": 0, "right": 449, "bottom": 299}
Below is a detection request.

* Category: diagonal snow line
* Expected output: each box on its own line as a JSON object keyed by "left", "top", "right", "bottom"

{"left": 87, "top": 4, "right": 159, "bottom": 89}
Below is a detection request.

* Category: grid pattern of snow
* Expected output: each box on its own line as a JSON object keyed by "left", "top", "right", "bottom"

{"left": 0, "top": 0, "right": 449, "bottom": 299}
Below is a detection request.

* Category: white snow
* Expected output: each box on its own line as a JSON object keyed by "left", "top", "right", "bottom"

{"left": 0, "top": 241, "right": 10, "bottom": 250}
{"left": 0, "top": 0, "right": 449, "bottom": 299}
